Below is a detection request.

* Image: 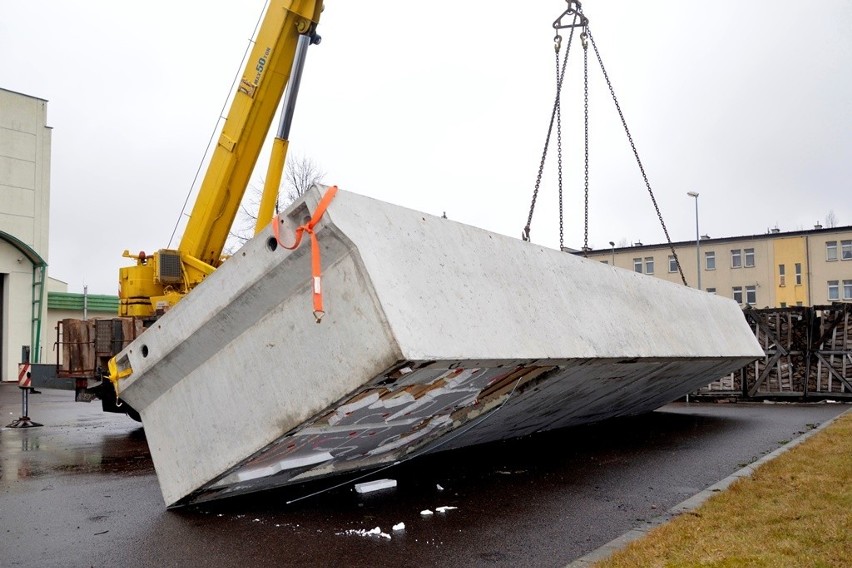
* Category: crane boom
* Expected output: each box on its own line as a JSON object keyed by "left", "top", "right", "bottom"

{"left": 118, "top": 0, "right": 323, "bottom": 318}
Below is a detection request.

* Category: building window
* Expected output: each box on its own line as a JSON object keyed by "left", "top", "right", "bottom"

{"left": 780, "top": 302, "right": 787, "bottom": 308}
{"left": 731, "top": 249, "right": 742, "bottom": 268}
{"left": 828, "top": 280, "right": 839, "bottom": 301}
{"left": 644, "top": 257, "right": 654, "bottom": 275}
{"left": 778, "top": 264, "right": 786, "bottom": 287}
{"left": 796, "top": 302, "right": 803, "bottom": 307}
{"left": 795, "top": 263, "right": 802, "bottom": 285}
{"left": 733, "top": 286, "right": 743, "bottom": 304}
{"left": 706, "top": 288, "right": 716, "bottom": 294}
{"left": 844, "top": 280, "right": 852, "bottom": 300}
{"left": 744, "top": 248, "right": 755, "bottom": 267}
{"left": 633, "top": 258, "right": 642, "bottom": 273}
{"left": 600, "top": 260, "right": 609, "bottom": 264}
{"left": 746, "top": 285, "right": 757, "bottom": 305}
{"left": 668, "top": 255, "right": 677, "bottom": 273}
{"left": 826, "top": 241, "right": 838, "bottom": 261}
{"left": 705, "top": 251, "right": 716, "bottom": 270}
{"left": 842, "top": 240, "right": 852, "bottom": 260}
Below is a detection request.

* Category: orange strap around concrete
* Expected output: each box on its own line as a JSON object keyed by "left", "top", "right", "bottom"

{"left": 272, "top": 186, "right": 339, "bottom": 322}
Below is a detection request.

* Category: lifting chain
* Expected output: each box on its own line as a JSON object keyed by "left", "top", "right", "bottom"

{"left": 582, "top": 29, "right": 589, "bottom": 255}
{"left": 523, "top": 2, "right": 585, "bottom": 244}
{"left": 524, "top": 2, "right": 687, "bottom": 286}
{"left": 556, "top": 50, "right": 564, "bottom": 250}
{"left": 586, "top": 30, "right": 687, "bottom": 286}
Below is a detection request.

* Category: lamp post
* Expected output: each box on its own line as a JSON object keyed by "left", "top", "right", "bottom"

{"left": 687, "top": 191, "right": 700, "bottom": 290}
{"left": 609, "top": 241, "right": 615, "bottom": 266}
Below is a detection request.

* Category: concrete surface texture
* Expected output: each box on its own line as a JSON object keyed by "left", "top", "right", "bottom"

{"left": 1, "top": 385, "right": 847, "bottom": 568}
{"left": 113, "top": 186, "right": 763, "bottom": 506}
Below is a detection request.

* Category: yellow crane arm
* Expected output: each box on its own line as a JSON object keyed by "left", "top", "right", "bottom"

{"left": 118, "top": 0, "right": 322, "bottom": 318}
{"left": 255, "top": 30, "right": 313, "bottom": 235}
{"left": 180, "top": 0, "right": 323, "bottom": 266}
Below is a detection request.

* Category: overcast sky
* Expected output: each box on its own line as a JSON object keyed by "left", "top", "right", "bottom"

{"left": 2, "top": 0, "right": 851, "bottom": 294}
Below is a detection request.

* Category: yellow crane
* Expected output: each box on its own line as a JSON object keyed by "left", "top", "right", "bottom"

{"left": 118, "top": 0, "right": 323, "bottom": 318}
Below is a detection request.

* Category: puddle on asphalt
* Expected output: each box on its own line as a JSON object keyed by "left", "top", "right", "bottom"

{"left": 0, "top": 426, "right": 153, "bottom": 486}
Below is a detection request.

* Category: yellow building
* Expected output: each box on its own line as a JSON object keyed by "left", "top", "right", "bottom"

{"left": 583, "top": 225, "right": 852, "bottom": 307}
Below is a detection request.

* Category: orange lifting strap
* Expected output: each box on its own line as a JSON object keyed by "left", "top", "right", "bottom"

{"left": 272, "top": 185, "right": 339, "bottom": 322}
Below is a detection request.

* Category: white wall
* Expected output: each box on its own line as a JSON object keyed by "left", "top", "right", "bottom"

{"left": 0, "top": 245, "right": 35, "bottom": 379}
{"left": 0, "top": 88, "right": 52, "bottom": 381}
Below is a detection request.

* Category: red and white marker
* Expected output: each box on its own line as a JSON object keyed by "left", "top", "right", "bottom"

{"left": 17, "top": 363, "right": 32, "bottom": 389}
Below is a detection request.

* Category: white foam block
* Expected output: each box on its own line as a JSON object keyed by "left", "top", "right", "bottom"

{"left": 354, "top": 479, "right": 398, "bottom": 494}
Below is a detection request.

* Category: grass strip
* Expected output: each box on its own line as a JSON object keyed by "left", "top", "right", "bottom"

{"left": 594, "top": 411, "right": 852, "bottom": 568}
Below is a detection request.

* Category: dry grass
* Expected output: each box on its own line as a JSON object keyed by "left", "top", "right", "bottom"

{"left": 594, "top": 411, "right": 852, "bottom": 568}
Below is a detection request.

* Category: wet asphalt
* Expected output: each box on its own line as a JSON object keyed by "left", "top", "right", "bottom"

{"left": 1, "top": 384, "right": 847, "bottom": 568}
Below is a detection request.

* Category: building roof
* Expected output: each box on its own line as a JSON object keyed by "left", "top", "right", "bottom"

{"left": 47, "top": 292, "right": 119, "bottom": 313}
{"left": 0, "top": 87, "right": 48, "bottom": 102}
{"left": 591, "top": 225, "right": 852, "bottom": 255}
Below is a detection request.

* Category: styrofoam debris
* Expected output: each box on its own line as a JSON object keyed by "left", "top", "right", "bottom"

{"left": 420, "top": 509, "right": 433, "bottom": 516}
{"left": 367, "top": 415, "right": 453, "bottom": 457}
{"left": 235, "top": 451, "right": 333, "bottom": 482}
{"left": 392, "top": 522, "right": 405, "bottom": 531}
{"left": 354, "top": 478, "right": 397, "bottom": 494}
{"left": 338, "top": 526, "right": 391, "bottom": 539}
{"left": 435, "top": 506, "right": 458, "bottom": 513}
{"left": 436, "top": 484, "right": 444, "bottom": 491}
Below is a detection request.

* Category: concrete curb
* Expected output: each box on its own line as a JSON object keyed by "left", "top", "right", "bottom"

{"left": 565, "top": 406, "right": 852, "bottom": 567}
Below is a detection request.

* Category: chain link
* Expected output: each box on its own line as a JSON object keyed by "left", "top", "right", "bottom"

{"left": 524, "top": 18, "right": 578, "bottom": 242}
{"left": 527, "top": 6, "right": 686, "bottom": 285}
{"left": 587, "top": 29, "right": 688, "bottom": 286}
{"left": 557, "top": 53, "right": 564, "bottom": 251}
{"left": 582, "top": 30, "right": 589, "bottom": 256}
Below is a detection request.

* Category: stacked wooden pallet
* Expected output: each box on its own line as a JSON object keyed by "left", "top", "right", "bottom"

{"left": 700, "top": 304, "right": 852, "bottom": 398}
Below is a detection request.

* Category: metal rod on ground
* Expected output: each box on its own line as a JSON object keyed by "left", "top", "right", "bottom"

{"left": 6, "top": 361, "right": 43, "bottom": 428}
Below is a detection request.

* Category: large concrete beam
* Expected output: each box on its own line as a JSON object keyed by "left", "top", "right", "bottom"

{"left": 114, "top": 186, "right": 762, "bottom": 506}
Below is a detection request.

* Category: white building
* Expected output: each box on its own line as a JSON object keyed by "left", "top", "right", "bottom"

{"left": 0, "top": 88, "right": 53, "bottom": 381}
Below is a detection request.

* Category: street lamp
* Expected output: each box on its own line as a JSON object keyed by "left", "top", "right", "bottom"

{"left": 609, "top": 241, "right": 615, "bottom": 265}
{"left": 687, "top": 191, "right": 700, "bottom": 290}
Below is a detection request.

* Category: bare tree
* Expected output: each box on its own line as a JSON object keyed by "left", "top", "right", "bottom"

{"left": 280, "top": 154, "right": 326, "bottom": 211}
{"left": 825, "top": 210, "right": 838, "bottom": 228}
{"left": 226, "top": 154, "right": 326, "bottom": 250}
